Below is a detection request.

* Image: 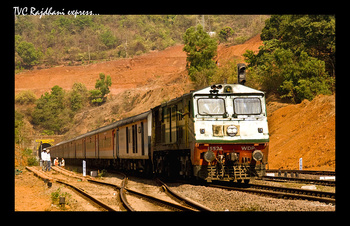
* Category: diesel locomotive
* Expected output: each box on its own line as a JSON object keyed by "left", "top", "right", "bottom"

{"left": 47, "top": 64, "right": 269, "bottom": 183}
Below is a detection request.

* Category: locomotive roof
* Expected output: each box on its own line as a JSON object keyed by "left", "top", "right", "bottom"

{"left": 193, "top": 84, "right": 265, "bottom": 96}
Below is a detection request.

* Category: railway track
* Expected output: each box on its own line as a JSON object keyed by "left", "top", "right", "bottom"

{"left": 266, "top": 169, "right": 335, "bottom": 176}
{"left": 25, "top": 166, "right": 118, "bottom": 211}
{"left": 156, "top": 179, "right": 213, "bottom": 211}
{"left": 261, "top": 175, "right": 335, "bottom": 186}
{"left": 250, "top": 183, "right": 335, "bottom": 199}
{"left": 52, "top": 166, "right": 206, "bottom": 211}
{"left": 209, "top": 183, "right": 335, "bottom": 204}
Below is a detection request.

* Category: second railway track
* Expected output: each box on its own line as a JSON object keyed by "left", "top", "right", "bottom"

{"left": 209, "top": 183, "right": 335, "bottom": 204}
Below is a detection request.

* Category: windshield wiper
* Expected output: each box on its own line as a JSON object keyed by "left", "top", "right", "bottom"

{"left": 200, "top": 111, "right": 228, "bottom": 117}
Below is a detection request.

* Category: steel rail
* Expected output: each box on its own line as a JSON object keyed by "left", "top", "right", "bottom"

{"left": 262, "top": 175, "right": 335, "bottom": 186}
{"left": 156, "top": 179, "right": 213, "bottom": 211}
{"left": 209, "top": 184, "right": 335, "bottom": 204}
{"left": 250, "top": 183, "right": 335, "bottom": 199}
{"left": 55, "top": 180, "right": 117, "bottom": 211}
{"left": 266, "top": 169, "right": 335, "bottom": 176}
{"left": 86, "top": 175, "right": 193, "bottom": 211}
{"left": 25, "top": 166, "right": 117, "bottom": 211}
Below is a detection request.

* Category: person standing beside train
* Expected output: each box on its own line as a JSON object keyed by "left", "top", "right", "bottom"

{"left": 54, "top": 157, "right": 59, "bottom": 166}
{"left": 61, "top": 158, "right": 65, "bottom": 168}
{"left": 41, "top": 149, "right": 47, "bottom": 171}
{"left": 46, "top": 149, "right": 51, "bottom": 172}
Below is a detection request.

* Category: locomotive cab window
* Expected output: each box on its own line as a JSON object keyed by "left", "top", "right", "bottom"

{"left": 233, "top": 98, "right": 262, "bottom": 115}
{"left": 197, "top": 98, "right": 226, "bottom": 116}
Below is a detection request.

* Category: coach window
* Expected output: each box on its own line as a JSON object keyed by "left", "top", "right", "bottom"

{"left": 132, "top": 125, "right": 137, "bottom": 153}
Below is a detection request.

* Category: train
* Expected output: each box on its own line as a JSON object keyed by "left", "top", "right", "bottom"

{"left": 47, "top": 64, "right": 269, "bottom": 183}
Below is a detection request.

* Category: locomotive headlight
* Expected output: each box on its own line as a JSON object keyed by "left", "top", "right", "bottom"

{"left": 226, "top": 125, "right": 238, "bottom": 137}
{"left": 252, "top": 150, "right": 263, "bottom": 161}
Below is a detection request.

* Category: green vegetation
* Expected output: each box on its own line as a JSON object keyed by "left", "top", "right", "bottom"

{"left": 89, "top": 73, "right": 112, "bottom": 105}
{"left": 244, "top": 15, "right": 335, "bottom": 103}
{"left": 15, "top": 35, "right": 42, "bottom": 69}
{"left": 182, "top": 25, "right": 246, "bottom": 89}
{"left": 27, "top": 74, "right": 108, "bottom": 134}
{"left": 183, "top": 25, "right": 218, "bottom": 83}
{"left": 14, "top": 15, "right": 268, "bottom": 70}
{"left": 31, "top": 85, "right": 73, "bottom": 134}
{"left": 69, "top": 82, "right": 89, "bottom": 111}
{"left": 218, "top": 26, "right": 235, "bottom": 43}
{"left": 51, "top": 187, "right": 72, "bottom": 207}
{"left": 15, "top": 111, "right": 25, "bottom": 144}
{"left": 15, "top": 147, "right": 38, "bottom": 166}
{"left": 15, "top": 90, "right": 36, "bottom": 105}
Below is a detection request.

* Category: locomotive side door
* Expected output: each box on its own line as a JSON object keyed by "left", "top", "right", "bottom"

{"left": 171, "top": 105, "right": 177, "bottom": 143}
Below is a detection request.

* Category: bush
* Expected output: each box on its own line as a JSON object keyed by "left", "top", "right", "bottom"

{"left": 89, "top": 73, "right": 112, "bottom": 105}
{"left": 100, "top": 29, "right": 118, "bottom": 49}
{"left": 15, "top": 90, "right": 36, "bottom": 105}
{"left": 51, "top": 187, "right": 72, "bottom": 206}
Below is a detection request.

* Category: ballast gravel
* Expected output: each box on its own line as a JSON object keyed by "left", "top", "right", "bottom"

{"left": 167, "top": 183, "right": 335, "bottom": 211}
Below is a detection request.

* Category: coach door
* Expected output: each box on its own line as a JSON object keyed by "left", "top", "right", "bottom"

{"left": 141, "top": 122, "right": 145, "bottom": 156}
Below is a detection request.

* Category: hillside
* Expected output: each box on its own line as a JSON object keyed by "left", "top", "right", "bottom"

{"left": 267, "top": 94, "right": 335, "bottom": 170}
{"left": 15, "top": 34, "right": 335, "bottom": 170}
{"left": 15, "top": 44, "right": 188, "bottom": 97}
{"left": 15, "top": 15, "right": 269, "bottom": 70}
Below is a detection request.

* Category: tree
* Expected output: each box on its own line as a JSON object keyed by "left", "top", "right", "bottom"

{"left": 69, "top": 83, "right": 89, "bottom": 111}
{"left": 244, "top": 41, "right": 333, "bottom": 103}
{"left": 16, "top": 40, "right": 42, "bottom": 68}
{"left": 31, "top": 85, "right": 73, "bottom": 134}
{"left": 244, "top": 15, "right": 335, "bottom": 103}
{"left": 218, "top": 26, "right": 234, "bottom": 43}
{"left": 183, "top": 25, "right": 218, "bottom": 82}
{"left": 261, "top": 15, "right": 335, "bottom": 76}
{"left": 89, "top": 73, "right": 112, "bottom": 105}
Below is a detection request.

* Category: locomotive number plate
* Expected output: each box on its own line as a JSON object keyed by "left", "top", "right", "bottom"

{"left": 208, "top": 146, "right": 223, "bottom": 151}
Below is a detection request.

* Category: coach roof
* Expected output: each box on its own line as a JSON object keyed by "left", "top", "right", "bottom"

{"left": 52, "top": 110, "right": 151, "bottom": 147}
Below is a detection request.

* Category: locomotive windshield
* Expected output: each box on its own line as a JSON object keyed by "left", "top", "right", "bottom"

{"left": 197, "top": 98, "right": 226, "bottom": 116}
{"left": 233, "top": 98, "right": 262, "bottom": 115}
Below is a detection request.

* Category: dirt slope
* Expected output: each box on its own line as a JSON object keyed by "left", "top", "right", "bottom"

{"left": 15, "top": 44, "right": 188, "bottom": 97}
{"left": 216, "top": 35, "right": 263, "bottom": 64}
{"left": 267, "top": 95, "right": 335, "bottom": 170}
